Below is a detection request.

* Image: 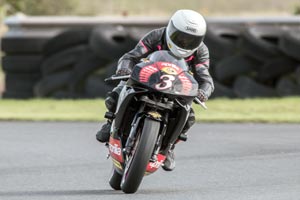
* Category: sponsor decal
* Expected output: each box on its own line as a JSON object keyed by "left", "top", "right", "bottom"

{"left": 139, "top": 62, "right": 183, "bottom": 83}
{"left": 146, "top": 154, "right": 166, "bottom": 174}
{"left": 109, "top": 143, "right": 121, "bottom": 156}
{"left": 161, "top": 67, "right": 178, "bottom": 75}
{"left": 139, "top": 65, "right": 159, "bottom": 83}
{"left": 186, "top": 26, "right": 197, "bottom": 33}
{"left": 148, "top": 111, "right": 162, "bottom": 119}
{"left": 112, "top": 158, "right": 123, "bottom": 170}
{"left": 157, "top": 62, "right": 182, "bottom": 74}
{"left": 109, "top": 137, "right": 123, "bottom": 162}
{"left": 178, "top": 73, "right": 193, "bottom": 95}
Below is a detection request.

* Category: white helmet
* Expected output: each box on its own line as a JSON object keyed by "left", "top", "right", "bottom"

{"left": 166, "top": 9, "right": 207, "bottom": 58}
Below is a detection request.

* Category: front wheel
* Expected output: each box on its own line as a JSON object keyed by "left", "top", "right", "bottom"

{"left": 121, "top": 118, "right": 160, "bottom": 193}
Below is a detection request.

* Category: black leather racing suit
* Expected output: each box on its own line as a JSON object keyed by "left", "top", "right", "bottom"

{"left": 112, "top": 27, "right": 214, "bottom": 133}
{"left": 117, "top": 27, "right": 214, "bottom": 97}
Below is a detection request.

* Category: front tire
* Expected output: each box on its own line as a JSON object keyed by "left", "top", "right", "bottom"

{"left": 121, "top": 118, "right": 160, "bottom": 193}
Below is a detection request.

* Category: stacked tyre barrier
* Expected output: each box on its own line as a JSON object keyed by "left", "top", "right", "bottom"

{"left": 1, "top": 17, "right": 300, "bottom": 99}
{"left": 35, "top": 26, "right": 152, "bottom": 99}
{"left": 1, "top": 33, "right": 49, "bottom": 98}
{"left": 1, "top": 25, "right": 152, "bottom": 99}
{"left": 206, "top": 24, "right": 300, "bottom": 98}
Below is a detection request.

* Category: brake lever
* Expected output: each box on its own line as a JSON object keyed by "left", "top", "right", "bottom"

{"left": 194, "top": 98, "right": 208, "bottom": 110}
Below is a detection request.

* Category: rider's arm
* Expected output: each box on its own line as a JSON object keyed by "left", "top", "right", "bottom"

{"left": 192, "top": 43, "right": 215, "bottom": 99}
{"left": 116, "top": 28, "right": 164, "bottom": 73}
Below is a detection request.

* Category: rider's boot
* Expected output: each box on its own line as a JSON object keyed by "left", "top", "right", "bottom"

{"left": 162, "top": 146, "right": 176, "bottom": 171}
{"left": 162, "top": 109, "right": 195, "bottom": 171}
{"left": 96, "top": 120, "right": 112, "bottom": 143}
{"left": 96, "top": 82, "right": 125, "bottom": 143}
{"left": 95, "top": 94, "right": 116, "bottom": 143}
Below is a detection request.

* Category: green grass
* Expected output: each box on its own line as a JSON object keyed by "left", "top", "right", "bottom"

{"left": 72, "top": 0, "right": 300, "bottom": 16}
{"left": 0, "top": 65, "right": 4, "bottom": 95}
{"left": 193, "top": 97, "right": 300, "bottom": 123}
{"left": 0, "top": 97, "right": 300, "bottom": 123}
{"left": 0, "top": 99, "right": 106, "bottom": 122}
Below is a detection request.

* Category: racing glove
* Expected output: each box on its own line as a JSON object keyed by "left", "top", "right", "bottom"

{"left": 197, "top": 89, "right": 209, "bottom": 102}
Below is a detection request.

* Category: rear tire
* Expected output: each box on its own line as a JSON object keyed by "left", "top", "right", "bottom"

{"left": 121, "top": 118, "right": 160, "bottom": 193}
{"left": 109, "top": 168, "right": 122, "bottom": 190}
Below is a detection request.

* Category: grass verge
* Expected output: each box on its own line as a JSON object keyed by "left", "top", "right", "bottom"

{"left": 193, "top": 97, "right": 300, "bottom": 123}
{"left": 0, "top": 97, "right": 299, "bottom": 123}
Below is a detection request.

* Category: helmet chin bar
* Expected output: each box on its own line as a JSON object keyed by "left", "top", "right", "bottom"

{"left": 177, "top": 48, "right": 191, "bottom": 56}
{"left": 166, "top": 26, "right": 197, "bottom": 58}
{"left": 168, "top": 41, "right": 195, "bottom": 58}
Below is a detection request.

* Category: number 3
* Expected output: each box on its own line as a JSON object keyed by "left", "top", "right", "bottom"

{"left": 155, "top": 75, "right": 175, "bottom": 90}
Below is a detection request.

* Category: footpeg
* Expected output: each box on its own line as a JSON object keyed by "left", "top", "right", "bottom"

{"left": 178, "top": 133, "right": 188, "bottom": 141}
{"left": 104, "top": 112, "right": 115, "bottom": 120}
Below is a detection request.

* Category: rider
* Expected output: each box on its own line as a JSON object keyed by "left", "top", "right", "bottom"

{"left": 96, "top": 9, "right": 214, "bottom": 171}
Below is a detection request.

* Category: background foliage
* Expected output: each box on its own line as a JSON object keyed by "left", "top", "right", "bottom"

{"left": 0, "top": 0, "right": 300, "bottom": 17}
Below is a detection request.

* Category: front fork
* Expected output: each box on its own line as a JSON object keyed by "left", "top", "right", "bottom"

{"left": 123, "top": 107, "right": 167, "bottom": 163}
{"left": 150, "top": 113, "right": 168, "bottom": 161}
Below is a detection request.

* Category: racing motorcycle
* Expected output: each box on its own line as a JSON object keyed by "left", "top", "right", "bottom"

{"left": 104, "top": 50, "right": 207, "bottom": 193}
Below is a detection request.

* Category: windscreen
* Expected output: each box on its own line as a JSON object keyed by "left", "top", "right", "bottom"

{"left": 147, "top": 50, "right": 189, "bottom": 71}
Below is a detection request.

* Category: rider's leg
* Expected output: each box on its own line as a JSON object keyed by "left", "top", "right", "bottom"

{"left": 162, "top": 108, "right": 195, "bottom": 171}
{"left": 96, "top": 81, "right": 125, "bottom": 143}
{"left": 181, "top": 108, "right": 196, "bottom": 136}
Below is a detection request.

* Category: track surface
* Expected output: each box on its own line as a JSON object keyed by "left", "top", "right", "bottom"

{"left": 0, "top": 122, "right": 299, "bottom": 200}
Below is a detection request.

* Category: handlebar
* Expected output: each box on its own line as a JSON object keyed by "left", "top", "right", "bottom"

{"left": 104, "top": 75, "right": 131, "bottom": 82}
{"left": 194, "top": 97, "right": 208, "bottom": 110}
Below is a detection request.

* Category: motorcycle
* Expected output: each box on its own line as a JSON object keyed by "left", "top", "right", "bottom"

{"left": 104, "top": 50, "right": 207, "bottom": 193}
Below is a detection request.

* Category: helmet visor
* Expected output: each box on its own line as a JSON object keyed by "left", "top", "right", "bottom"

{"left": 168, "top": 21, "right": 204, "bottom": 50}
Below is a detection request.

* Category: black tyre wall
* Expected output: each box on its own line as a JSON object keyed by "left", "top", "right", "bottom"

{"left": 5, "top": 73, "right": 41, "bottom": 93}
{"left": 83, "top": 75, "right": 114, "bottom": 98}
{"left": 2, "top": 55, "right": 42, "bottom": 73}
{"left": 279, "top": 29, "right": 300, "bottom": 62}
{"left": 233, "top": 76, "right": 278, "bottom": 98}
{"left": 89, "top": 26, "right": 137, "bottom": 60}
{"left": 34, "top": 71, "right": 71, "bottom": 97}
{"left": 43, "top": 28, "right": 93, "bottom": 56}
{"left": 257, "top": 57, "right": 299, "bottom": 83}
{"left": 210, "top": 81, "right": 236, "bottom": 98}
{"left": 237, "top": 26, "right": 283, "bottom": 62}
{"left": 276, "top": 76, "right": 300, "bottom": 96}
{"left": 204, "top": 25, "right": 241, "bottom": 64}
{"left": 1, "top": 36, "right": 49, "bottom": 54}
{"left": 214, "top": 54, "right": 261, "bottom": 82}
{"left": 68, "top": 50, "right": 108, "bottom": 94}
{"left": 2, "top": 91, "right": 35, "bottom": 99}
{"left": 41, "top": 45, "right": 88, "bottom": 75}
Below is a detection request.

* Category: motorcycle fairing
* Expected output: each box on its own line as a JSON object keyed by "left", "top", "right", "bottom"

{"left": 131, "top": 61, "right": 198, "bottom": 97}
{"left": 114, "top": 85, "right": 148, "bottom": 130}
{"left": 145, "top": 154, "right": 166, "bottom": 175}
{"left": 108, "top": 136, "right": 123, "bottom": 163}
{"left": 108, "top": 135, "right": 124, "bottom": 174}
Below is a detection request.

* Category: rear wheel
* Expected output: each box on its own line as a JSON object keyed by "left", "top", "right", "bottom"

{"left": 109, "top": 168, "right": 122, "bottom": 190}
{"left": 121, "top": 118, "right": 160, "bottom": 193}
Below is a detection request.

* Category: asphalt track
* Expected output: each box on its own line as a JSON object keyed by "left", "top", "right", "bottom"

{"left": 0, "top": 122, "right": 299, "bottom": 200}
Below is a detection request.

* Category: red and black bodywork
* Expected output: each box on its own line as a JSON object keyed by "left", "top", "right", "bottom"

{"left": 105, "top": 50, "right": 199, "bottom": 193}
